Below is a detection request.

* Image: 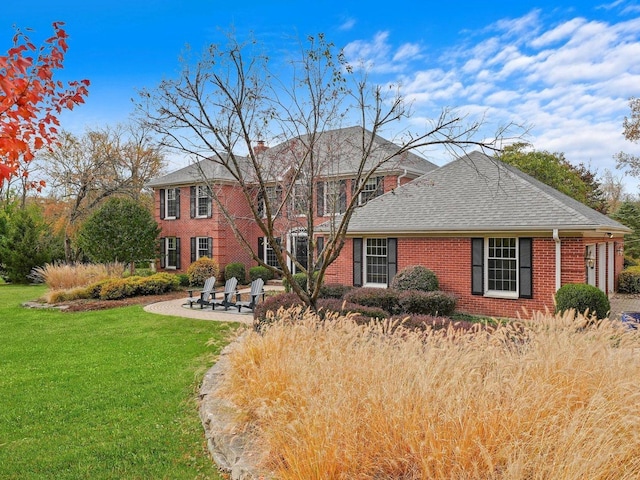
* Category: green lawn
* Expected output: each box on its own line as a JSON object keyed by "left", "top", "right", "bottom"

{"left": 0, "top": 284, "right": 238, "bottom": 479}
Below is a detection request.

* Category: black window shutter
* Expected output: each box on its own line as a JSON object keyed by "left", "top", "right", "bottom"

{"left": 519, "top": 238, "right": 533, "bottom": 299}
{"left": 471, "top": 238, "right": 484, "bottom": 295}
{"left": 159, "top": 189, "right": 165, "bottom": 219}
{"left": 316, "top": 181, "right": 324, "bottom": 216}
{"left": 387, "top": 238, "right": 397, "bottom": 286}
{"left": 175, "top": 238, "right": 181, "bottom": 269}
{"left": 258, "top": 237, "right": 264, "bottom": 262}
{"left": 339, "top": 180, "right": 347, "bottom": 213}
{"left": 190, "top": 237, "right": 196, "bottom": 262}
{"left": 160, "top": 238, "right": 166, "bottom": 268}
{"left": 207, "top": 237, "right": 213, "bottom": 257}
{"left": 190, "top": 186, "right": 196, "bottom": 218}
{"left": 316, "top": 236, "right": 325, "bottom": 269}
{"left": 175, "top": 188, "right": 181, "bottom": 219}
{"left": 353, "top": 238, "right": 363, "bottom": 287}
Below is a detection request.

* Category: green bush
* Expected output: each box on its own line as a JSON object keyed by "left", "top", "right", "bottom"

{"left": 85, "top": 279, "right": 112, "bottom": 299}
{"left": 99, "top": 278, "right": 137, "bottom": 300}
{"left": 318, "top": 283, "right": 353, "bottom": 299}
{"left": 316, "top": 298, "right": 387, "bottom": 320}
{"left": 187, "top": 257, "right": 220, "bottom": 287}
{"left": 283, "top": 271, "right": 319, "bottom": 293}
{"left": 618, "top": 266, "right": 640, "bottom": 294}
{"left": 555, "top": 283, "right": 611, "bottom": 320}
{"left": 176, "top": 273, "right": 190, "bottom": 287}
{"left": 135, "top": 273, "right": 180, "bottom": 295}
{"left": 225, "top": 262, "right": 246, "bottom": 284}
{"left": 391, "top": 265, "right": 439, "bottom": 292}
{"left": 249, "top": 266, "right": 274, "bottom": 283}
{"left": 343, "top": 287, "right": 401, "bottom": 314}
{"left": 397, "top": 290, "right": 457, "bottom": 317}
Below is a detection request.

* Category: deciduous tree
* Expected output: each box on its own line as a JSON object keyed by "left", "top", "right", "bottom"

{"left": 499, "top": 143, "right": 607, "bottom": 213}
{"left": 138, "top": 32, "right": 518, "bottom": 309}
{"left": 0, "top": 22, "right": 89, "bottom": 185}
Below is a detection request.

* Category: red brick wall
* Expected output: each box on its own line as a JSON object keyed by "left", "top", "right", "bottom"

{"left": 323, "top": 235, "right": 624, "bottom": 319}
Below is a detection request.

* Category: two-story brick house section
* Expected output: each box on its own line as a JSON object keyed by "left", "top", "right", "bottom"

{"left": 145, "top": 126, "right": 438, "bottom": 275}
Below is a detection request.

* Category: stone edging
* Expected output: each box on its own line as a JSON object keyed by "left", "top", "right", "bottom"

{"left": 199, "top": 331, "right": 268, "bottom": 479}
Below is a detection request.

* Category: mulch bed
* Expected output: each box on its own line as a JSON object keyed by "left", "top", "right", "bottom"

{"left": 56, "top": 290, "right": 188, "bottom": 313}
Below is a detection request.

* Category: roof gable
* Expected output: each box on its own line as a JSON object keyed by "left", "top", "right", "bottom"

{"left": 344, "top": 151, "right": 630, "bottom": 234}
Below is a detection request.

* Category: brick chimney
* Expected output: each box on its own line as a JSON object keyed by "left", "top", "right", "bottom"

{"left": 254, "top": 140, "right": 268, "bottom": 155}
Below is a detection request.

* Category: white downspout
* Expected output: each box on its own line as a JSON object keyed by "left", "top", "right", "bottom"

{"left": 397, "top": 169, "right": 408, "bottom": 187}
{"left": 553, "top": 229, "right": 561, "bottom": 292}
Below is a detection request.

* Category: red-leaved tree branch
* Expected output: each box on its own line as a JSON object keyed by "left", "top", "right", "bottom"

{"left": 0, "top": 21, "right": 89, "bottom": 185}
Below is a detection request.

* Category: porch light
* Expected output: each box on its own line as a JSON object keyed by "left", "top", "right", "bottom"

{"left": 585, "top": 252, "right": 595, "bottom": 269}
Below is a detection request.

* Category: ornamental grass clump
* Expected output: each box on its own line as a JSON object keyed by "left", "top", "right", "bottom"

{"left": 33, "top": 261, "right": 126, "bottom": 290}
{"left": 219, "top": 307, "right": 640, "bottom": 479}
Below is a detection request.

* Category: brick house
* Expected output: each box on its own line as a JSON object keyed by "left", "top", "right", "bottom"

{"left": 147, "top": 128, "right": 630, "bottom": 318}
{"left": 320, "top": 151, "right": 630, "bottom": 318}
{"left": 145, "top": 126, "right": 436, "bottom": 274}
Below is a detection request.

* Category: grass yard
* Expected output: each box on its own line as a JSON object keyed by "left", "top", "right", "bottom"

{"left": 0, "top": 284, "right": 238, "bottom": 479}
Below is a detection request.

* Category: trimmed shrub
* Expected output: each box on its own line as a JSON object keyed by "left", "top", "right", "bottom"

{"left": 135, "top": 273, "right": 180, "bottom": 295}
{"left": 254, "top": 293, "right": 305, "bottom": 330}
{"left": 317, "top": 298, "right": 387, "bottom": 320}
{"left": 249, "top": 265, "right": 274, "bottom": 283}
{"left": 555, "top": 283, "right": 611, "bottom": 320}
{"left": 187, "top": 256, "right": 220, "bottom": 287}
{"left": 225, "top": 262, "right": 246, "bottom": 284}
{"left": 318, "top": 283, "right": 353, "bottom": 299}
{"left": 388, "top": 314, "right": 477, "bottom": 333}
{"left": 343, "top": 287, "right": 401, "bottom": 314}
{"left": 618, "top": 266, "right": 640, "bottom": 294}
{"left": 397, "top": 290, "right": 457, "bottom": 317}
{"left": 85, "top": 279, "right": 112, "bottom": 299}
{"left": 391, "top": 265, "right": 439, "bottom": 292}
{"left": 176, "top": 273, "right": 190, "bottom": 287}
{"left": 99, "top": 278, "right": 137, "bottom": 300}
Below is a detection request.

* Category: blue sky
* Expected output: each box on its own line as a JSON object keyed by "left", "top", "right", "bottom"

{"left": 4, "top": 0, "right": 640, "bottom": 191}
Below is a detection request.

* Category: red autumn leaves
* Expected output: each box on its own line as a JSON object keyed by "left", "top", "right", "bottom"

{"left": 0, "top": 21, "right": 89, "bottom": 185}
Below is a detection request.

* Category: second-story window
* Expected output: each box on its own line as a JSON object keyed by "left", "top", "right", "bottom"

{"left": 166, "top": 188, "right": 178, "bottom": 218}
{"left": 358, "top": 176, "right": 384, "bottom": 205}
{"left": 196, "top": 186, "right": 212, "bottom": 218}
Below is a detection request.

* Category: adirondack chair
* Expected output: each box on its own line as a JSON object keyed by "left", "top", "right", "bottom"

{"left": 184, "top": 276, "right": 217, "bottom": 309}
{"left": 236, "top": 278, "right": 265, "bottom": 313}
{"left": 210, "top": 277, "right": 238, "bottom": 310}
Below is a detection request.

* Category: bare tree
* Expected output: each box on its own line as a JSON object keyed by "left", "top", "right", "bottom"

{"left": 42, "top": 123, "right": 165, "bottom": 261}
{"left": 138, "top": 32, "right": 518, "bottom": 309}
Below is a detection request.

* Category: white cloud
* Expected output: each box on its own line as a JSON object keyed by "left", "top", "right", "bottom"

{"left": 343, "top": 8, "right": 640, "bottom": 191}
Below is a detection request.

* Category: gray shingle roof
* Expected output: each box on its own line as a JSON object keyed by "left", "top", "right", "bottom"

{"left": 343, "top": 151, "right": 631, "bottom": 234}
{"left": 145, "top": 154, "right": 250, "bottom": 188}
{"left": 146, "top": 126, "right": 437, "bottom": 188}
{"left": 260, "top": 126, "right": 437, "bottom": 178}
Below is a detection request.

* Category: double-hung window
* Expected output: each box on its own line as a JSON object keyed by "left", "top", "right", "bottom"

{"left": 165, "top": 237, "right": 179, "bottom": 269}
{"left": 318, "top": 180, "right": 347, "bottom": 216}
{"left": 166, "top": 189, "right": 177, "bottom": 218}
{"left": 365, "top": 238, "right": 388, "bottom": 286}
{"left": 258, "top": 186, "right": 279, "bottom": 219}
{"left": 358, "top": 176, "right": 384, "bottom": 206}
{"left": 195, "top": 186, "right": 211, "bottom": 218}
{"left": 472, "top": 237, "right": 531, "bottom": 299}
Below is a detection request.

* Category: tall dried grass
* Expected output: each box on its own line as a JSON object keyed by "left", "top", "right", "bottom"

{"left": 219, "top": 308, "right": 640, "bottom": 479}
{"left": 33, "top": 262, "right": 126, "bottom": 290}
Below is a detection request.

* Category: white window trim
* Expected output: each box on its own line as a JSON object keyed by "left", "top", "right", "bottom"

{"left": 165, "top": 237, "right": 178, "bottom": 270}
{"left": 323, "top": 180, "right": 345, "bottom": 217}
{"left": 484, "top": 237, "right": 519, "bottom": 299}
{"left": 358, "top": 177, "right": 380, "bottom": 206}
{"left": 165, "top": 189, "right": 177, "bottom": 220}
{"left": 195, "top": 236, "right": 210, "bottom": 260}
{"left": 195, "top": 186, "right": 211, "bottom": 219}
{"left": 363, "top": 237, "right": 388, "bottom": 288}
{"left": 260, "top": 186, "right": 278, "bottom": 219}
